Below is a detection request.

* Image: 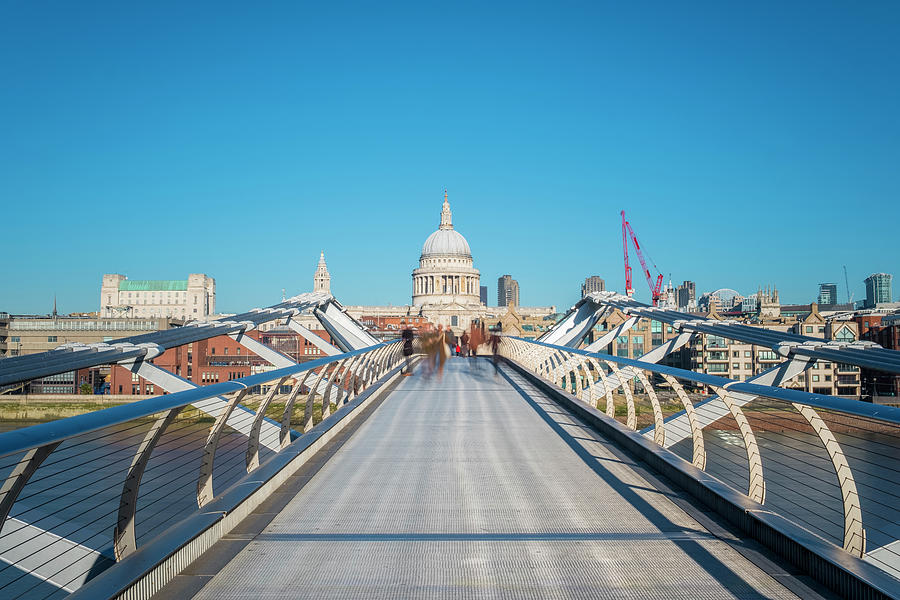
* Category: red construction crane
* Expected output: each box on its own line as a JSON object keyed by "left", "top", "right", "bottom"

{"left": 621, "top": 210, "right": 664, "bottom": 305}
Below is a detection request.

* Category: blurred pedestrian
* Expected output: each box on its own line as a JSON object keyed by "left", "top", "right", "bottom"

{"left": 490, "top": 330, "right": 501, "bottom": 373}
{"left": 401, "top": 328, "right": 414, "bottom": 376}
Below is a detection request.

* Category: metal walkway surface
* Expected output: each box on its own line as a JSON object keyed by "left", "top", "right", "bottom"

{"left": 188, "top": 359, "right": 806, "bottom": 599}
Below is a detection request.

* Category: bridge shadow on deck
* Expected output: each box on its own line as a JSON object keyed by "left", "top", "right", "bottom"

{"left": 499, "top": 366, "right": 834, "bottom": 600}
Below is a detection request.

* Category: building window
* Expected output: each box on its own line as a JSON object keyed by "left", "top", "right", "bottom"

{"left": 707, "top": 336, "right": 727, "bottom": 349}
{"left": 745, "top": 363, "right": 752, "bottom": 369}
{"left": 812, "top": 375, "right": 820, "bottom": 382}
{"left": 10, "top": 336, "right": 20, "bottom": 342}
{"left": 834, "top": 328, "right": 855, "bottom": 342}
{"left": 132, "top": 373, "right": 140, "bottom": 382}
{"left": 806, "top": 326, "right": 813, "bottom": 333}
{"left": 733, "top": 363, "right": 740, "bottom": 369}
{"left": 744, "top": 351, "right": 751, "bottom": 358}
{"left": 650, "top": 320, "right": 662, "bottom": 333}
{"left": 48, "top": 336, "right": 58, "bottom": 342}
{"left": 732, "top": 351, "right": 739, "bottom": 357}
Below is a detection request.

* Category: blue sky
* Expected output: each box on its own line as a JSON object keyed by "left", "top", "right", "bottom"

{"left": 1, "top": 1, "right": 898, "bottom": 314}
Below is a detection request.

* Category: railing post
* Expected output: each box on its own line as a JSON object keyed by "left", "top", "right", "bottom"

{"left": 280, "top": 371, "right": 314, "bottom": 449}
{"left": 713, "top": 385, "right": 765, "bottom": 504}
{"left": 606, "top": 362, "right": 636, "bottom": 430}
{"left": 114, "top": 407, "right": 183, "bottom": 559}
{"left": 661, "top": 374, "right": 706, "bottom": 470}
{"left": 791, "top": 402, "right": 865, "bottom": 556}
{"left": 321, "top": 359, "right": 347, "bottom": 420}
{"left": 634, "top": 370, "right": 665, "bottom": 446}
{"left": 247, "top": 376, "right": 290, "bottom": 473}
{"left": 198, "top": 388, "right": 250, "bottom": 508}
{"left": 0, "top": 442, "right": 61, "bottom": 535}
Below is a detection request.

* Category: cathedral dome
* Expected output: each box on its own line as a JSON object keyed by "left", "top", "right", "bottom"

{"left": 419, "top": 190, "right": 472, "bottom": 258}
{"left": 421, "top": 228, "right": 471, "bottom": 258}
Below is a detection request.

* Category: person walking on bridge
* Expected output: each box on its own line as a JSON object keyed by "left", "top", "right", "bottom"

{"left": 401, "top": 328, "right": 414, "bottom": 376}
{"left": 490, "top": 327, "right": 501, "bottom": 373}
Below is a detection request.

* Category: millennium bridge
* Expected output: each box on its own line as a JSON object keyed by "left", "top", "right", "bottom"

{"left": 0, "top": 291, "right": 898, "bottom": 599}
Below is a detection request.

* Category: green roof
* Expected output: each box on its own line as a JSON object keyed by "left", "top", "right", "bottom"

{"left": 119, "top": 280, "right": 188, "bottom": 291}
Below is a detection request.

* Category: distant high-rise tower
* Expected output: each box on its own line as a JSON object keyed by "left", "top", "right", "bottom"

{"left": 581, "top": 276, "right": 605, "bottom": 298}
{"left": 314, "top": 251, "right": 331, "bottom": 294}
{"left": 480, "top": 285, "right": 488, "bottom": 305}
{"left": 498, "top": 275, "right": 519, "bottom": 307}
{"left": 817, "top": 283, "right": 838, "bottom": 306}
{"left": 864, "top": 273, "right": 893, "bottom": 308}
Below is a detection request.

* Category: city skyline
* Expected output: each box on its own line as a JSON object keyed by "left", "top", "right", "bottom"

{"left": 1, "top": 2, "right": 898, "bottom": 313}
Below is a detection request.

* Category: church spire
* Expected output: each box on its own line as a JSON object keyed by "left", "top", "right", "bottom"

{"left": 439, "top": 189, "right": 453, "bottom": 230}
{"left": 314, "top": 251, "right": 331, "bottom": 294}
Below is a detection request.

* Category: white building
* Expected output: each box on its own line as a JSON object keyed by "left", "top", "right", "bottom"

{"left": 314, "top": 252, "right": 331, "bottom": 294}
{"left": 412, "top": 191, "right": 481, "bottom": 307}
{"left": 100, "top": 274, "right": 216, "bottom": 319}
{"left": 343, "top": 191, "right": 554, "bottom": 333}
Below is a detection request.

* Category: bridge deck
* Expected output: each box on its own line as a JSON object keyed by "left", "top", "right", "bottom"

{"left": 188, "top": 359, "right": 805, "bottom": 599}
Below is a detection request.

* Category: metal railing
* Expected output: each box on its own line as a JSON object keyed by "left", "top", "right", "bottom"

{"left": 0, "top": 339, "right": 404, "bottom": 599}
{"left": 501, "top": 336, "right": 900, "bottom": 588}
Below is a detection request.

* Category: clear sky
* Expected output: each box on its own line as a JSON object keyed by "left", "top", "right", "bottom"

{"left": 1, "top": 1, "right": 898, "bottom": 314}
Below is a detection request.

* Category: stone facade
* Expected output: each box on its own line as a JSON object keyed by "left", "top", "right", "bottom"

{"left": 100, "top": 273, "right": 215, "bottom": 319}
{"left": 344, "top": 191, "right": 554, "bottom": 334}
{"left": 314, "top": 252, "right": 331, "bottom": 294}
{"left": 411, "top": 192, "right": 481, "bottom": 307}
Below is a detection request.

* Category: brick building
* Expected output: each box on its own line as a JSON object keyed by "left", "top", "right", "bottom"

{"left": 109, "top": 327, "right": 336, "bottom": 395}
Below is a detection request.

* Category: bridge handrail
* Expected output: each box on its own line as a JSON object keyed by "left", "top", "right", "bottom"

{"left": 0, "top": 340, "right": 392, "bottom": 460}
{"left": 512, "top": 336, "right": 900, "bottom": 425}
{"left": 503, "top": 335, "right": 900, "bottom": 579}
{"left": 0, "top": 292, "right": 334, "bottom": 387}
{"left": 0, "top": 338, "right": 406, "bottom": 598}
{"left": 573, "top": 292, "right": 900, "bottom": 375}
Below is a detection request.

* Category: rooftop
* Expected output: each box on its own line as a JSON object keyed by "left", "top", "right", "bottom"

{"left": 119, "top": 280, "right": 188, "bottom": 291}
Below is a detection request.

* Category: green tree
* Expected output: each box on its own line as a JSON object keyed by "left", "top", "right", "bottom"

{"left": 79, "top": 383, "right": 92, "bottom": 395}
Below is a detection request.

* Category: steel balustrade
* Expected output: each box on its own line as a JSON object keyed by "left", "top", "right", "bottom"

{"left": 499, "top": 336, "right": 900, "bottom": 566}
{"left": 0, "top": 340, "right": 402, "bottom": 597}
{"left": 570, "top": 291, "right": 900, "bottom": 375}
{"left": 0, "top": 293, "right": 380, "bottom": 391}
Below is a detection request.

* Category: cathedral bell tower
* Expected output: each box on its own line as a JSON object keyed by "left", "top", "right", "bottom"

{"left": 314, "top": 251, "right": 331, "bottom": 294}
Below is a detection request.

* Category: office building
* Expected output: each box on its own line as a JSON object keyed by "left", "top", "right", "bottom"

{"left": 581, "top": 276, "right": 605, "bottom": 298}
{"left": 818, "top": 283, "right": 838, "bottom": 306}
{"left": 498, "top": 275, "right": 519, "bottom": 307}
{"left": 480, "top": 286, "right": 488, "bottom": 305}
{"left": 865, "top": 273, "right": 893, "bottom": 308}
